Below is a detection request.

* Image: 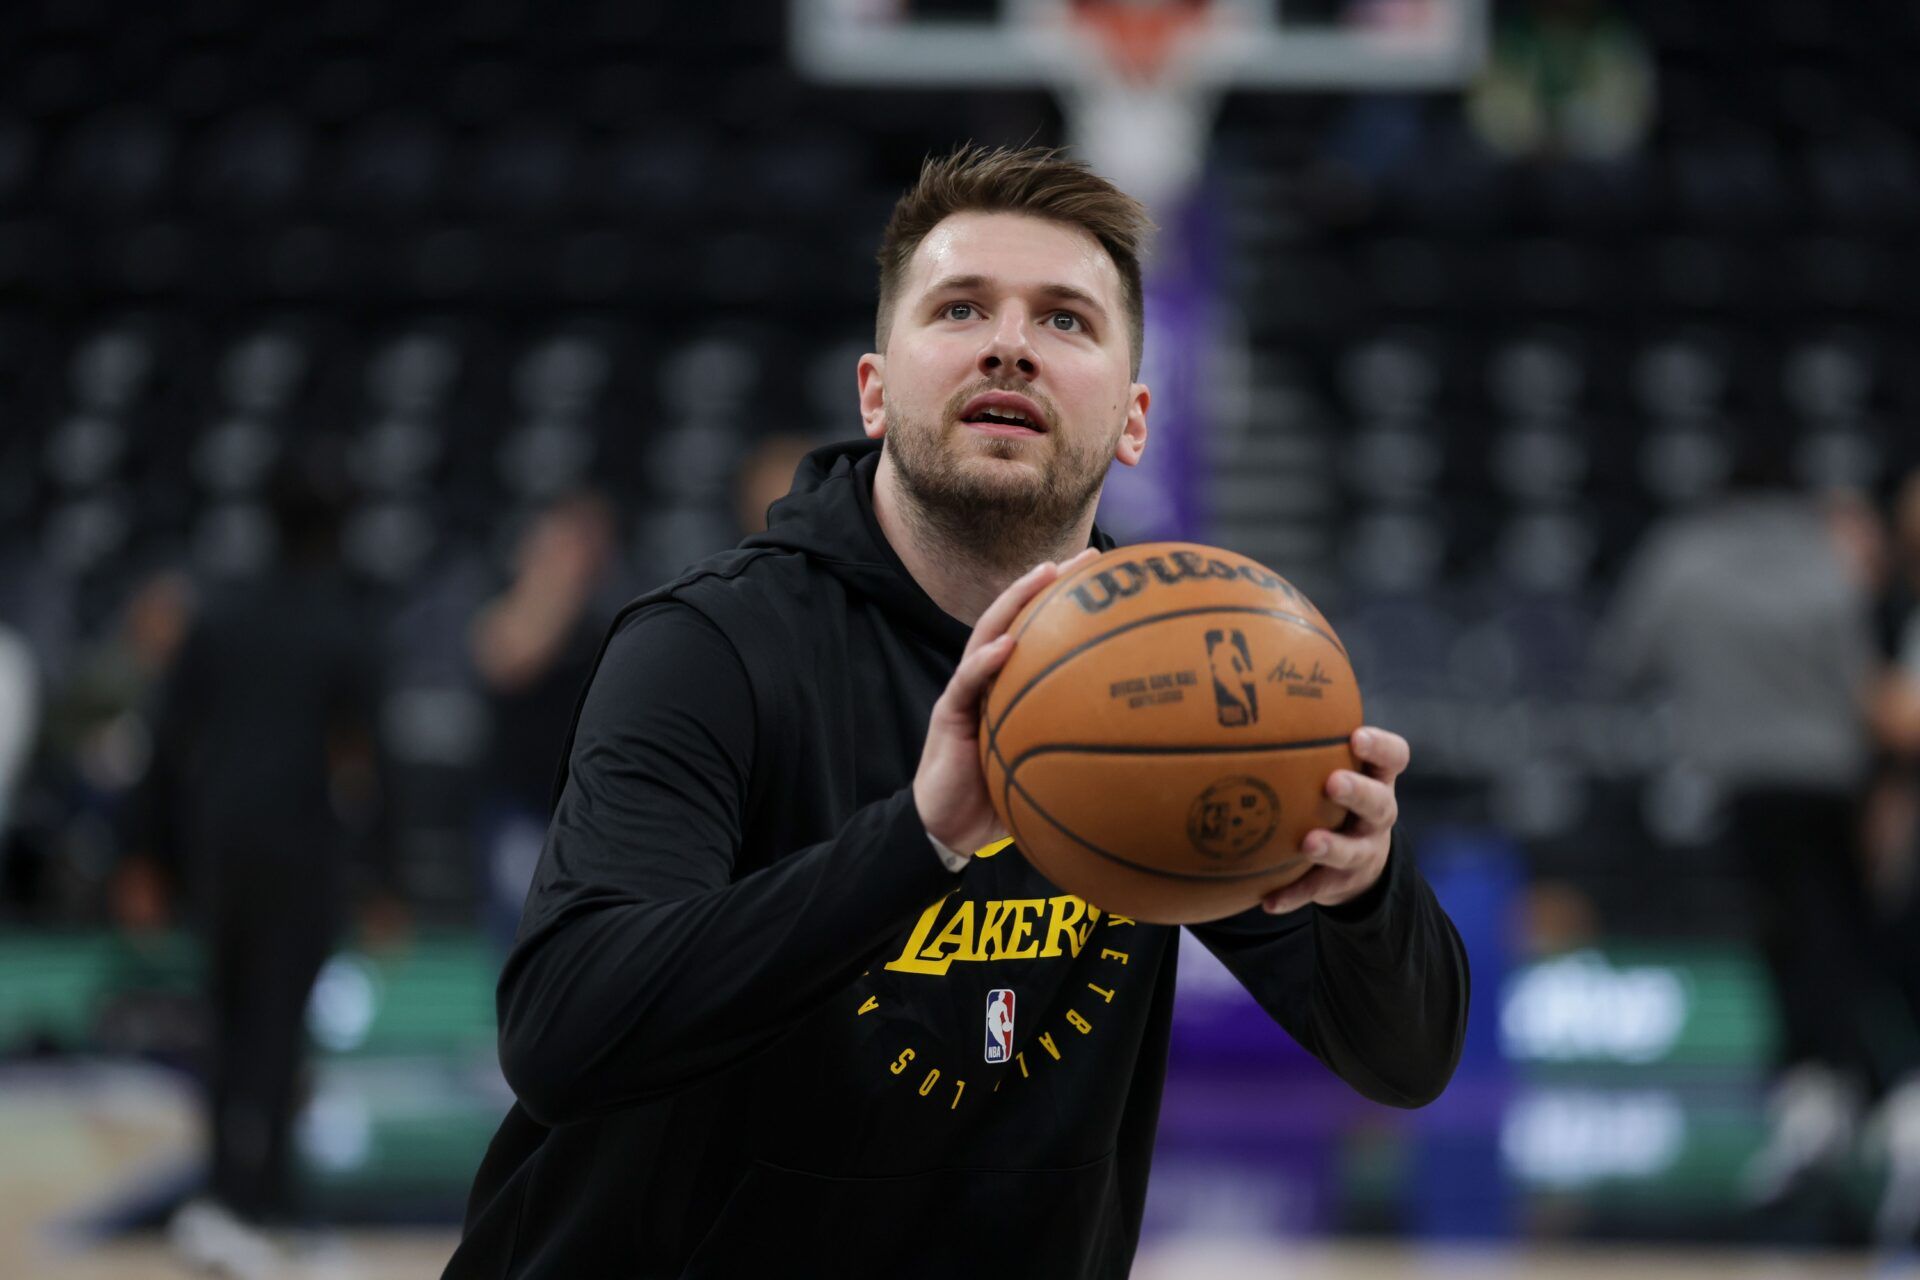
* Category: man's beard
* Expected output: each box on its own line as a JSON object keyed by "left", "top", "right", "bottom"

{"left": 884, "top": 404, "right": 1114, "bottom": 576}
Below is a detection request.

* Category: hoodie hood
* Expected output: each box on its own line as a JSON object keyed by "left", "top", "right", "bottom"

{"left": 743, "top": 438, "right": 1113, "bottom": 652}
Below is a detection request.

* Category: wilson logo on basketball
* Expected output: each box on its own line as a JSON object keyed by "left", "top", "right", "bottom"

{"left": 1067, "top": 551, "right": 1303, "bottom": 616}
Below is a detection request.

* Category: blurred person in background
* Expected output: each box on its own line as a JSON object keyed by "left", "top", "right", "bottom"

{"left": 1595, "top": 451, "right": 1914, "bottom": 1229}
{"left": 1466, "top": 0, "right": 1655, "bottom": 163}
{"left": 1879, "top": 471, "right": 1920, "bottom": 735}
{"left": 734, "top": 432, "right": 823, "bottom": 537}
{"left": 0, "top": 619, "right": 38, "bottom": 898}
{"left": 469, "top": 491, "right": 618, "bottom": 956}
{"left": 1863, "top": 466, "right": 1920, "bottom": 1246}
{"left": 30, "top": 570, "right": 198, "bottom": 926}
{"left": 123, "top": 442, "right": 398, "bottom": 1274}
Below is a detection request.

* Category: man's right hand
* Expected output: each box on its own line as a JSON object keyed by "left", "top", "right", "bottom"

{"left": 913, "top": 548, "right": 1100, "bottom": 860}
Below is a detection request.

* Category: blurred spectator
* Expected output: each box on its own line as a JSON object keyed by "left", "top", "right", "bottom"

{"left": 735, "top": 432, "right": 822, "bottom": 537}
{"left": 0, "top": 620, "right": 37, "bottom": 853}
{"left": 1867, "top": 475, "right": 1920, "bottom": 922}
{"left": 1466, "top": 0, "right": 1655, "bottom": 162}
{"left": 1886, "top": 471, "right": 1920, "bottom": 702}
{"left": 24, "top": 571, "right": 197, "bottom": 922}
{"left": 1866, "top": 467, "right": 1920, "bottom": 1246}
{"left": 469, "top": 491, "right": 617, "bottom": 954}
{"left": 126, "top": 443, "right": 395, "bottom": 1268}
{"left": 1595, "top": 465, "right": 1905, "bottom": 1218}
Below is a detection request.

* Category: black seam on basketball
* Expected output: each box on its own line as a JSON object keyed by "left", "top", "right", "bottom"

{"left": 985, "top": 604, "right": 1345, "bottom": 774}
{"left": 998, "top": 753, "right": 1068, "bottom": 897}
{"left": 1003, "top": 738, "right": 1352, "bottom": 771}
{"left": 1005, "top": 770, "right": 1303, "bottom": 884}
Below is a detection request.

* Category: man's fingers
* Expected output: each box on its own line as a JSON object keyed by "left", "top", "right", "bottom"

{"left": 1325, "top": 770, "right": 1397, "bottom": 831}
{"left": 1262, "top": 867, "right": 1329, "bottom": 914}
{"left": 966, "top": 561, "right": 1060, "bottom": 657}
{"left": 965, "top": 549, "right": 1104, "bottom": 658}
{"left": 1301, "top": 828, "right": 1376, "bottom": 872}
{"left": 941, "top": 633, "right": 1016, "bottom": 720}
{"left": 1352, "top": 726, "right": 1410, "bottom": 781}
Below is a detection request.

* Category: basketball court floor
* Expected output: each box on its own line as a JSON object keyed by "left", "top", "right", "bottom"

{"left": 7, "top": 1060, "right": 1915, "bottom": 1279}
{"left": 7, "top": 1105, "right": 1912, "bottom": 1280}
{"left": 17, "top": 1234, "right": 1920, "bottom": 1279}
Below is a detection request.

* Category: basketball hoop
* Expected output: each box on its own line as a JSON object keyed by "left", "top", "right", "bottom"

{"left": 1024, "top": 0, "right": 1236, "bottom": 210}
{"left": 1066, "top": 0, "right": 1211, "bottom": 85}
{"left": 791, "top": 0, "right": 1487, "bottom": 213}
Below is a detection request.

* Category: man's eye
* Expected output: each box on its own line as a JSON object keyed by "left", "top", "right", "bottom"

{"left": 944, "top": 303, "right": 975, "bottom": 320}
{"left": 1049, "top": 312, "right": 1082, "bottom": 331}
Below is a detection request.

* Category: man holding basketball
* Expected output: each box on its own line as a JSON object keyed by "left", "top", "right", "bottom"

{"left": 446, "top": 145, "right": 1467, "bottom": 1279}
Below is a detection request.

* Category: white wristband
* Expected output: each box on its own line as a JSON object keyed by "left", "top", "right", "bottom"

{"left": 927, "top": 832, "right": 971, "bottom": 874}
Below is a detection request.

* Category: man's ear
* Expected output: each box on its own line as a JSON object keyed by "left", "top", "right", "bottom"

{"left": 1113, "top": 382, "right": 1150, "bottom": 466}
{"left": 858, "top": 354, "right": 886, "bottom": 439}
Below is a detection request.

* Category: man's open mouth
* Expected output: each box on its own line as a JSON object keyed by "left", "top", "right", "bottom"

{"left": 958, "top": 392, "right": 1047, "bottom": 435}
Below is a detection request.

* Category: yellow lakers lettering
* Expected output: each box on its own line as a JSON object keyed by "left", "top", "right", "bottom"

{"left": 872, "top": 899, "right": 1146, "bottom": 1112}
{"left": 884, "top": 893, "right": 1104, "bottom": 976}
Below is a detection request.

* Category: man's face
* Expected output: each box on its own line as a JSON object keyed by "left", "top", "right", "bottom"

{"left": 858, "top": 212, "right": 1148, "bottom": 542}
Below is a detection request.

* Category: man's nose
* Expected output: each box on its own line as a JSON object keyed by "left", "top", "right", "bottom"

{"left": 978, "top": 309, "right": 1039, "bottom": 379}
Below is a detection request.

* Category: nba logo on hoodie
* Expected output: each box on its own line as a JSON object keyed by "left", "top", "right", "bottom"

{"left": 984, "top": 989, "right": 1015, "bottom": 1063}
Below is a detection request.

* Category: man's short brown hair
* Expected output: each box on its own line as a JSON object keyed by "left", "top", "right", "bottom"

{"left": 875, "top": 144, "right": 1154, "bottom": 379}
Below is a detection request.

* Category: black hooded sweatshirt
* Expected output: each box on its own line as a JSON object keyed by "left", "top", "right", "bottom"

{"left": 444, "top": 440, "right": 1469, "bottom": 1280}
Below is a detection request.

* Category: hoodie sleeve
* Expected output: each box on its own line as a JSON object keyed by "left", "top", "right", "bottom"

{"left": 495, "top": 600, "right": 960, "bottom": 1127}
{"left": 1185, "top": 831, "right": 1469, "bottom": 1108}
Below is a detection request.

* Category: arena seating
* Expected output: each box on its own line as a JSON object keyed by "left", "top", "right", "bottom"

{"left": 3, "top": 0, "right": 1918, "bottom": 933}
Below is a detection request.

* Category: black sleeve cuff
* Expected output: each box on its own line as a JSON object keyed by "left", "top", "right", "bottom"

{"left": 1315, "top": 827, "right": 1407, "bottom": 931}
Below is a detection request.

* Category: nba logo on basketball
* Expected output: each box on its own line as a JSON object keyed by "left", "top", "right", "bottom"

{"left": 1205, "top": 629, "right": 1258, "bottom": 727}
{"left": 984, "top": 989, "right": 1015, "bottom": 1063}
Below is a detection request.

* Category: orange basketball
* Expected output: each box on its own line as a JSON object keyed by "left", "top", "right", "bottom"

{"left": 979, "top": 542, "right": 1362, "bottom": 925}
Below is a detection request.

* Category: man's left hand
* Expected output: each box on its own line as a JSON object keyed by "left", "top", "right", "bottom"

{"left": 1261, "top": 726, "right": 1409, "bottom": 914}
